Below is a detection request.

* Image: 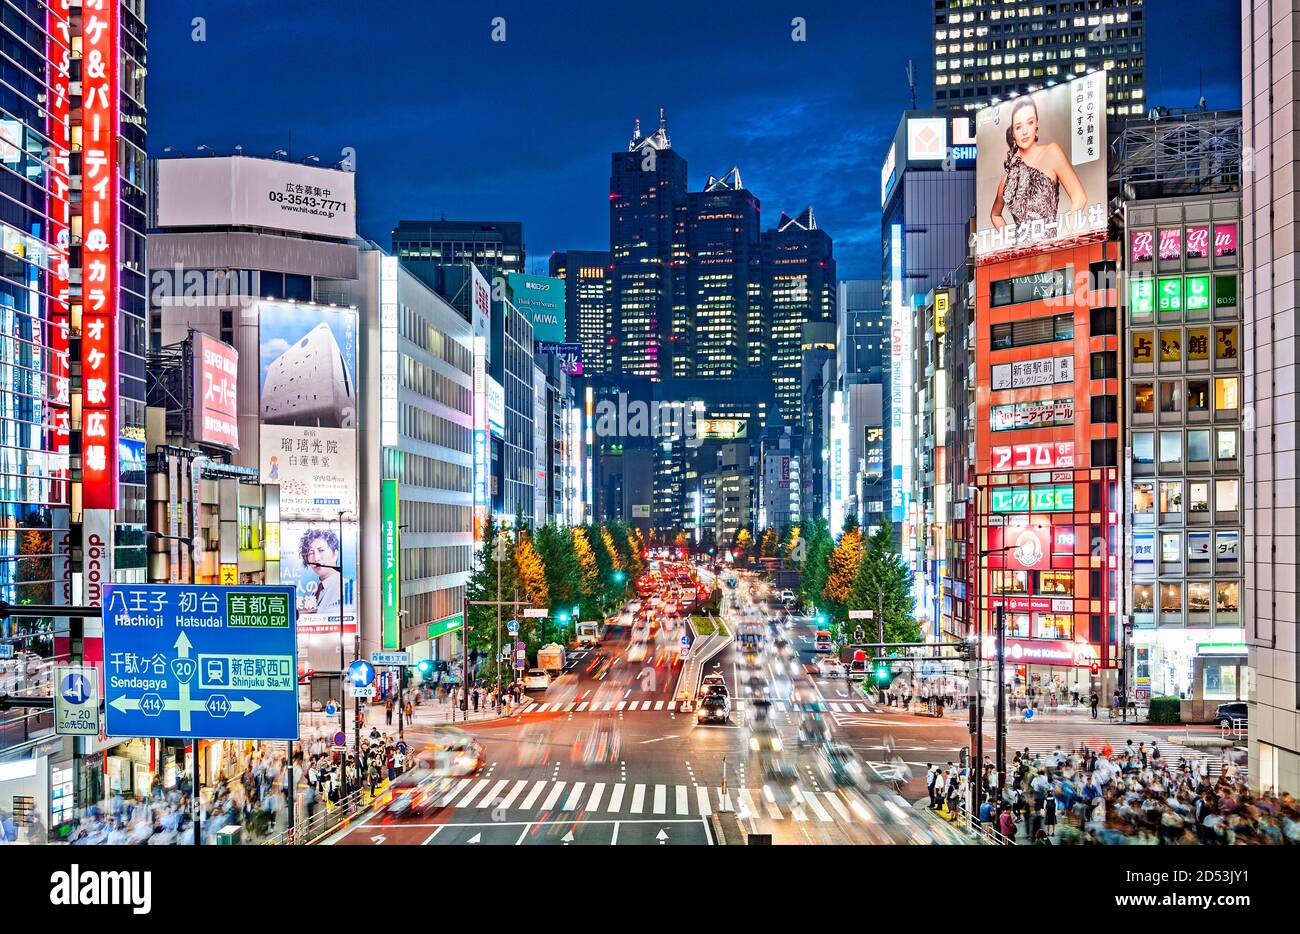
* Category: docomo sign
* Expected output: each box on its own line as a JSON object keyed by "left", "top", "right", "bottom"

{"left": 991, "top": 441, "right": 1074, "bottom": 472}
{"left": 80, "top": 0, "right": 119, "bottom": 509}
{"left": 194, "top": 334, "right": 239, "bottom": 449}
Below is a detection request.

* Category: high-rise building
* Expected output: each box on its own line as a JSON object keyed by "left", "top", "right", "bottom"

{"left": 931, "top": 0, "right": 1146, "bottom": 116}
{"left": 392, "top": 219, "right": 526, "bottom": 290}
{"left": 761, "top": 207, "right": 836, "bottom": 426}
{"left": 549, "top": 250, "right": 611, "bottom": 375}
{"left": 609, "top": 111, "right": 688, "bottom": 380}
{"left": 1242, "top": 0, "right": 1300, "bottom": 797}
{"left": 674, "top": 168, "right": 762, "bottom": 379}
{"left": 838, "top": 280, "right": 889, "bottom": 524}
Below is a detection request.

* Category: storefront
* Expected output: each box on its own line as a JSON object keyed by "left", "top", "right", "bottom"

{"left": 983, "top": 634, "right": 1099, "bottom": 703}
{"left": 1132, "top": 628, "right": 1245, "bottom": 700}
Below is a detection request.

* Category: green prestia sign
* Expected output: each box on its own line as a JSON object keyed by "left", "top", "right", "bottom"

{"left": 382, "top": 478, "right": 400, "bottom": 649}
{"left": 428, "top": 613, "right": 464, "bottom": 640}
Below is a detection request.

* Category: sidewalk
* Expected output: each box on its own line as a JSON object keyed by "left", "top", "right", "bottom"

{"left": 300, "top": 692, "right": 535, "bottom": 738}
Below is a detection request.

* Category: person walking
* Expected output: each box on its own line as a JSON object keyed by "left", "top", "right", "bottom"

{"left": 471, "top": 686, "right": 480, "bottom": 713}
{"left": 385, "top": 697, "right": 394, "bottom": 726}
{"left": 1089, "top": 691, "right": 1100, "bottom": 719}
{"left": 926, "top": 764, "right": 939, "bottom": 810}
{"left": 403, "top": 699, "right": 414, "bottom": 724}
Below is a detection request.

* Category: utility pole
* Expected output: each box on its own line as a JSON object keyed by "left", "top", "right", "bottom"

{"left": 995, "top": 602, "right": 1006, "bottom": 793}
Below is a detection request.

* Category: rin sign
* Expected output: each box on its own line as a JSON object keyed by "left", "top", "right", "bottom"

{"left": 102, "top": 584, "right": 299, "bottom": 741}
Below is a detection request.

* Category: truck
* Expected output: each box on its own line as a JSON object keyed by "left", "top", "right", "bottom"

{"left": 575, "top": 621, "right": 601, "bottom": 647}
{"left": 537, "top": 643, "right": 567, "bottom": 675}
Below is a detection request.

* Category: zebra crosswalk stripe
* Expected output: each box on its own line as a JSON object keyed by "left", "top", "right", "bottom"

{"left": 436, "top": 778, "right": 471, "bottom": 807}
{"left": 653, "top": 784, "right": 668, "bottom": 814}
{"left": 561, "top": 782, "right": 586, "bottom": 811}
{"left": 498, "top": 779, "right": 529, "bottom": 810}
{"left": 519, "top": 780, "right": 548, "bottom": 810}
{"left": 629, "top": 784, "right": 646, "bottom": 814}
{"left": 539, "top": 781, "right": 567, "bottom": 811}
{"left": 477, "top": 778, "right": 510, "bottom": 808}
{"left": 455, "top": 779, "right": 492, "bottom": 808}
{"left": 696, "top": 785, "right": 712, "bottom": 816}
{"left": 606, "top": 783, "right": 626, "bottom": 812}
{"left": 586, "top": 782, "right": 605, "bottom": 811}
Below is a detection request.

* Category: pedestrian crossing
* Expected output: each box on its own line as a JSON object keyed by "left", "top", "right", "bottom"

{"left": 411, "top": 775, "right": 875, "bottom": 823}
{"left": 1004, "top": 726, "right": 1232, "bottom": 777}
{"left": 521, "top": 699, "right": 882, "bottom": 715}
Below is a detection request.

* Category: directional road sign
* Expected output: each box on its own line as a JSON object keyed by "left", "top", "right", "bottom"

{"left": 522, "top": 608, "right": 548, "bottom": 618}
{"left": 102, "top": 584, "right": 298, "bottom": 741}
{"left": 507, "top": 619, "right": 519, "bottom": 635}
{"left": 55, "top": 666, "right": 99, "bottom": 735}
{"left": 347, "top": 659, "right": 375, "bottom": 687}
{"left": 370, "top": 651, "right": 410, "bottom": 667}
{"left": 0, "top": 643, "right": 12, "bottom": 659}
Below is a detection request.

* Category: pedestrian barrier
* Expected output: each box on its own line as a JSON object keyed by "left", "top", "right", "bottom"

{"left": 263, "top": 786, "right": 374, "bottom": 846}
{"left": 950, "top": 802, "right": 1013, "bottom": 846}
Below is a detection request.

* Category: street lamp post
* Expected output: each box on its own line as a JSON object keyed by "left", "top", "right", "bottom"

{"left": 305, "top": 511, "right": 350, "bottom": 790}
{"left": 976, "top": 537, "right": 1029, "bottom": 802}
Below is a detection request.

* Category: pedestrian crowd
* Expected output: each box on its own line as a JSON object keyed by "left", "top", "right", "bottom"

{"left": 940, "top": 739, "right": 1300, "bottom": 845}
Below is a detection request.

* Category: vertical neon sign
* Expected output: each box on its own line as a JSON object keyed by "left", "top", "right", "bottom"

{"left": 46, "top": 2, "right": 71, "bottom": 503}
{"left": 80, "top": 0, "right": 119, "bottom": 509}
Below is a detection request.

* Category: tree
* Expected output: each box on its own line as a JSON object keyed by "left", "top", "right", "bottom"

{"left": 823, "top": 518, "right": 864, "bottom": 615}
{"left": 571, "top": 527, "right": 600, "bottom": 619}
{"left": 759, "top": 528, "right": 778, "bottom": 558}
{"left": 784, "top": 524, "right": 802, "bottom": 560}
{"left": 464, "top": 518, "right": 519, "bottom": 669}
{"left": 673, "top": 530, "right": 690, "bottom": 550}
{"left": 849, "top": 522, "right": 920, "bottom": 644}
{"left": 514, "top": 529, "right": 549, "bottom": 607}
{"left": 798, "top": 519, "right": 832, "bottom": 612}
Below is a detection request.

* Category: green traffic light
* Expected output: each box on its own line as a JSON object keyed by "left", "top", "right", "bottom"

{"left": 873, "top": 664, "right": 891, "bottom": 686}
{"left": 613, "top": 571, "right": 626, "bottom": 584}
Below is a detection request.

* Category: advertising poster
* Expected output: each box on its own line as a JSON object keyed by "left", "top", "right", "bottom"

{"left": 281, "top": 518, "right": 358, "bottom": 645}
{"left": 260, "top": 425, "right": 357, "bottom": 519}
{"left": 193, "top": 333, "right": 239, "bottom": 449}
{"left": 507, "top": 273, "right": 566, "bottom": 343}
{"left": 974, "top": 72, "right": 1108, "bottom": 260}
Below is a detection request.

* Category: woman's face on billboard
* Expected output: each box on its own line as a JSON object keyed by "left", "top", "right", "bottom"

{"left": 1012, "top": 104, "right": 1038, "bottom": 150}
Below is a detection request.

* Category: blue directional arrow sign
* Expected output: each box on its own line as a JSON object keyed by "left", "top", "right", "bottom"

{"left": 347, "top": 659, "right": 375, "bottom": 687}
{"left": 102, "top": 584, "right": 298, "bottom": 741}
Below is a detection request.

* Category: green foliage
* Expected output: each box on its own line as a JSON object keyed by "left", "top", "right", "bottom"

{"left": 848, "top": 522, "right": 920, "bottom": 644}
{"left": 798, "top": 518, "right": 833, "bottom": 613}
{"left": 1147, "top": 696, "right": 1182, "bottom": 724}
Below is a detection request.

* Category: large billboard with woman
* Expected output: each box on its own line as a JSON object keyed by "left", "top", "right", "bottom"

{"left": 974, "top": 71, "right": 1108, "bottom": 261}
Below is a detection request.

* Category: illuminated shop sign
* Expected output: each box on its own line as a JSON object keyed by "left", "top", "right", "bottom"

{"left": 990, "top": 355, "right": 1073, "bottom": 390}
{"left": 991, "top": 441, "right": 1075, "bottom": 472}
{"left": 990, "top": 485, "right": 1075, "bottom": 513}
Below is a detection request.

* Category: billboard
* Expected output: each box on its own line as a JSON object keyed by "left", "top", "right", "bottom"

{"left": 261, "top": 425, "right": 357, "bottom": 519}
{"left": 156, "top": 156, "right": 357, "bottom": 240}
{"left": 281, "top": 519, "right": 358, "bottom": 638}
{"left": 974, "top": 72, "right": 1107, "bottom": 260}
{"left": 381, "top": 479, "right": 400, "bottom": 650}
{"left": 696, "top": 418, "right": 747, "bottom": 440}
{"left": 194, "top": 333, "right": 239, "bottom": 449}
{"left": 507, "top": 273, "right": 566, "bottom": 343}
{"left": 535, "top": 341, "right": 584, "bottom": 376}
{"left": 487, "top": 376, "right": 506, "bottom": 437}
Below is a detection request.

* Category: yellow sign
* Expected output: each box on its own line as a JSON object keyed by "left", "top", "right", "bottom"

{"left": 1187, "top": 327, "right": 1209, "bottom": 361}
{"left": 219, "top": 564, "right": 238, "bottom": 585}
{"left": 1159, "top": 330, "right": 1181, "bottom": 363}
{"left": 1215, "top": 326, "right": 1238, "bottom": 361}
{"left": 934, "top": 291, "right": 949, "bottom": 335}
{"left": 1132, "top": 330, "right": 1154, "bottom": 364}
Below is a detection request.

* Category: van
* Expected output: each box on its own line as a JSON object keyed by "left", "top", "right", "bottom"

{"left": 522, "top": 669, "right": 551, "bottom": 691}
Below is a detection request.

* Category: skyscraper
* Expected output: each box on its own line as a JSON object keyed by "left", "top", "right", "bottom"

{"left": 609, "top": 110, "right": 688, "bottom": 380}
{"left": 392, "top": 219, "right": 526, "bottom": 289}
{"left": 675, "top": 168, "right": 762, "bottom": 379}
{"left": 931, "top": 0, "right": 1146, "bottom": 116}
{"left": 760, "top": 207, "right": 836, "bottom": 425}
{"left": 549, "top": 249, "right": 612, "bottom": 375}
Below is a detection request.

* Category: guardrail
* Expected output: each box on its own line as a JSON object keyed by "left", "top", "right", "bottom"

{"left": 263, "top": 787, "right": 374, "bottom": 846}
{"left": 949, "top": 802, "right": 1014, "bottom": 846}
{"left": 1221, "top": 716, "right": 1247, "bottom": 741}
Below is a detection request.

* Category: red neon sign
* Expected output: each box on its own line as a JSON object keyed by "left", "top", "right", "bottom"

{"left": 46, "top": 1, "right": 71, "bottom": 503}
{"left": 79, "top": 0, "right": 119, "bottom": 509}
{"left": 991, "top": 441, "right": 1074, "bottom": 472}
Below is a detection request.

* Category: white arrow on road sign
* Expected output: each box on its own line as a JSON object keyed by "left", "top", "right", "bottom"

{"left": 466, "top": 833, "right": 481, "bottom": 844}
{"left": 371, "top": 835, "right": 386, "bottom": 845}
{"left": 562, "top": 831, "right": 574, "bottom": 844}
{"left": 657, "top": 829, "right": 669, "bottom": 844}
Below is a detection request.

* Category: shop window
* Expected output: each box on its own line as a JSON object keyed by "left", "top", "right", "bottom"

{"left": 1133, "top": 383, "right": 1154, "bottom": 414}
{"left": 1215, "top": 531, "right": 1239, "bottom": 569}
{"left": 1091, "top": 438, "right": 1117, "bottom": 466}
{"left": 1161, "top": 532, "right": 1181, "bottom": 563}
{"left": 992, "top": 570, "right": 1028, "bottom": 594}
{"left": 1036, "top": 613, "right": 1073, "bottom": 639}
{"left": 1188, "top": 481, "right": 1210, "bottom": 513}
{"left": 1159, "top": 582, "right": 1183, "bottom": 618}
{"left": 1215, "top": 581, "right": 1240, "bottom": 623}
{"left": 1159, "top": 431, "right": 1181, "bottom": 463}
{"left": 1216, "top": 429, "right": 1237, "bottom": 460}
{"left": 1158, "top": 382, "right": 1180, "bottom": 413}
{"left": 1133, "top": 482, "right": 1155, "bottom": 514}
{"left": 1133, "top": 432, "right": 1153, "bottom": 464}
{"left": 1159, "top": 481, "right": 1182, "bottom": 514}
{"left": 1037, "top": 571, "right": 1074, "bottom": 595}
{"left": 1202, "top": 660, "right": 1238, "bottom": 700}
{"left": 1215, "top": 479, "right": 1239, "bottom": 513}
{"left": 1187, "top": 581, "right": 1212, "bottom": 617}
{"left": 1007, "top": 613, "right": 1031, "bottom": 638}
{"left": 1214, "top": 377, "right": 1238, "bottom": 412}
{"left": 1132, "top": 583, "right": 1154, "bottom": 613}
{"left": 1187, "top": 531, "right": 1212, "bottom": 568}
{"left": 1187, "top": 429, "right": 1210, "bottom": 463}
{"left": 1187, "top": 380, "right": 1209, "bottom": 412}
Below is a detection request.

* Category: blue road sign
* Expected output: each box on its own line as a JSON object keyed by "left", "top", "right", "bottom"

{"left": 507, "top": 619, "right": 519, "bottom": 635}
{"left": 61, "top": 671, "right": 93, "bottom": 704}
{"left": 680, "top": 635, "right": 690, "bottom": 646}
{"left": 102, "top": 584, "right": 298, "bottom": 741}
{"left": 333, "top": 731, "right": 346, "bottom": 747}
{"left": 0, "top": 643, "right": 12, "bottom": 659}
{"left": 347, "top": 659, "right": 375, "bottom": 687}
{"left": 325, "top": 702, "right": 338, "bottom": 717}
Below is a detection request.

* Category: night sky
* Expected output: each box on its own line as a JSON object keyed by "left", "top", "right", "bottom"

{"left": 149, "top": 0, "right": 1241, "bottom": 281}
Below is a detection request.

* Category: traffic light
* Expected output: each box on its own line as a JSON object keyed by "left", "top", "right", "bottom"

{"left": 816, "top": 611, "right": 828, "bottom": 626}
{"left": 1090, "top": 662, "right": 1100, "bottom": 675}
{"left": 416, "top": 659, "right": 435, "bottom": 681}
{"left": 612, "top": 570, "right": 627, "bottom": 585}
{"left": 556, "top": 610, "right": 570, "bottom": 623}
{"left": 873, "top": 662, "right": 891, "bottom": 687}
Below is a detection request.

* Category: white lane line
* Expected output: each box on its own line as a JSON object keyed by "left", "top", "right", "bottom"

{"left": 761, "top": 788, "right": 784, "bottom": 820}
{"left": 564, "top": 702, "right": 577, "bottom": 712}
{"left": 696, "top": 785, "right": 712, "bottom": 815}
{"left": 675, "top": 785, "right": 690, "bottom": 814}
{"left": 519, "top": 780, "right": 548, "bottom": 810}
{"left": 717, "top": 789, "right": 733, "bottom": 812}
{"left": 540, "top": 781, "right": 567, "bottom": 811}
{"left": 420, "top": 826, "right": 444, "bottom": 845}
{"left": 652, "top": 784, "right": 668, "bottom": 814}
{"left": 435, "top": 778, "right": 471, "bottom": 807}
{"left": 498, "top": 780, "right": 529, "bottom": 810}
{"left": 629, "top": 784, "right": 646, "bottom": 814}
{"left": 823, "top": 792, "right": 854, "bottom": 823}
{"left": 606, "top": 783, "right": 626, "bottom": 812}
{"left": 454, "top": 779, "right": 492, "bottom": 809}
{"left": 585, "top": 782, "right": 606, "bottom": 811}
{"left": 476, "top": 779, "right": 510, "bottom": 807}
{"left": 561, "top": 782, "right": 586, "bottom": 811}
{"left": 736, "top": 788, "right": 757, "bottom": 819}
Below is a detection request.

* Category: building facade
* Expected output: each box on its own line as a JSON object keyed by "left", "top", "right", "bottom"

{"left": 549, "top": 249, "right": 611, "bottom": 375}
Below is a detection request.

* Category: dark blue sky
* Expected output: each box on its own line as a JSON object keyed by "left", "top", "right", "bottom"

{"left": 150, "top": 0, "right": 1241, "bottom": 280}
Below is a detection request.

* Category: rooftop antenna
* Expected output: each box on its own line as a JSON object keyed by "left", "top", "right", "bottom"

{"left": 1198, "top": 69, "right": 1206, "bottom": 111}
{"left": 906, "top": 60, "right": 918, "bottom": 111}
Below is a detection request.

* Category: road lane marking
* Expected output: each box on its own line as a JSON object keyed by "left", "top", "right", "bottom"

{"left": 629, "top": 784, "right": 646, "bottom": 813}
{"left": 477, "top": 779, "right": 510, "bottom": 807}
{"left": 675, "top": 785, "right": 689, "bottom": 814}
{"left": 654, "top": 701, "right": 665, "bottom": 710}
{"left": 454, "top": 779, "right": 492, "bottom": 808}
{"left": 420, "top": 826, "right": 444, "bottom": 845}
{"left": 717, "top": 789, "right": 733, "bottom": 812}
{"left": 520, "top": 780, "right": 548, "bottom": 810}
{"left": 607, "top": 783, "right": 626, "bottom": 812}
{"left": 576, "top": 702, "right": 589, "bottom": 711}
{"left": 696, "top": 785, "right": 712, "bottom": 815}
{"left": 736, "top": 788, "right": 757, "bottom": 819}
{"left": 540, "top": 782, "right": 567, "bottom": 811}
{"left": 435, "top": 778, "right": 471, "bottom": 807}
{"left": 761, "top": 787, "right": 784, "bottom": 820}
{"left": 823, "top": 792, "right": 854, "bottom": 823}
{"left": 561, "top": 782, "right": 586, "bottom": 811}
{"left": 796, "top": 786, "right": 834, "bottom": 822}
{"left": 498, "top": 780, "right": 529, "bottom": 810}
{"left": 564, "top": 702, "right": 577, "bottom": 712}
{"left": 616, "top": 701, "right": 627, "bottom": 711}
{"left": 586, "top": 782, "right": 605, "bottom": 811}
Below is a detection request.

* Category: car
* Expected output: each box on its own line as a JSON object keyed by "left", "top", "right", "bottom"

{"left": 1215, "top": 702, "right": 1248, "bottom": 729}
{"left": 696, "top": 694, "right": 731, "bottom": 724}
{"left": 748, "top": 722, "right": 783, "bottom": 753}
{"left": 780, "top": 590, "right": 795, "bottom": 603}
{"left": 383, "top": 768, "right": 456, "bottom": 816}
{"left": 815, "top": 654, "right": 845, "bottom": 678}
{"left": 626, "top": 642, "right": 648, "bottom": 663}
{"left": 522, "top": 668, "right": 551, "bottom": 691}
{"left": 417, "top": 731, "right": 486, "bottom": 778}
{"left": 699, "top": 672, "right": 727, "bottom": 698}
{"left": 796, "top": 713, "right": 830, "bottom": 746}
{"left": 815, "top": 742, "right": 866, "bottom": 788}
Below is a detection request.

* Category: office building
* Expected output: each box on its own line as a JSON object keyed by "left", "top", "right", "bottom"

{"left": 1241, "top": 0, "right": 1300, "bottom": 796}
{"left": 838, "top": 280, "right": 890, "bottom": 524}
{"left": 932, "top": 0, "right": 1146, "bottom": 116}
{"left": 392, "top": 219, "right": 526, "bottom": 292}
{"left": 549, "top": 249, "right": 612, "bottom": 375}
